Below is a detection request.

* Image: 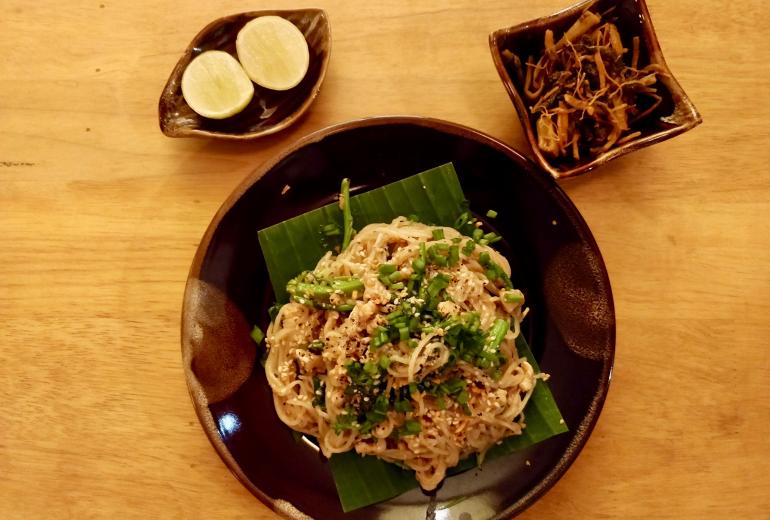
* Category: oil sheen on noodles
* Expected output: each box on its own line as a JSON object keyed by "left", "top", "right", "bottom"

{"left": 266, "top": 217, "right": 545, "bottom": 490}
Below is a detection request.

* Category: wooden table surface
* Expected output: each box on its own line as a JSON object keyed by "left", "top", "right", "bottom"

{"left": 2, "top": 0, "right": 768, "bottom": 518}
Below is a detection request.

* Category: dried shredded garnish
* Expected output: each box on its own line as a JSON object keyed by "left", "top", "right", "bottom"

{"left": 509, "top": 9, "right": 664, "bottom": 162}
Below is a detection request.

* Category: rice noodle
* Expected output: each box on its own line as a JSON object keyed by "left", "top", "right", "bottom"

{"left": 265, "top": 217, "right": 543, "bottom": 490}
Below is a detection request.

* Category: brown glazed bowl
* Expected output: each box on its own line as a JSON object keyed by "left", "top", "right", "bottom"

{"left": 489, "top": 0, "right": 702, "bottom": 179}
{"left": 159, "top": 9, "right": 331, "bottom": 140}
{"left": 182, "top": 116, "right": 615, "bottom": 519}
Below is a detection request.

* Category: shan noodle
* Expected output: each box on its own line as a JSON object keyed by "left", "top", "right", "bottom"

{"left": 265, "top": 213, "right": 546, "bottom": 490}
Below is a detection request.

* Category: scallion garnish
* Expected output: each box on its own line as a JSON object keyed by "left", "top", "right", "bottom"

{"left": 308, "top": 339, "right": 324, "bottom": 354}
{"left": 503, "top": 291, "right": 525, "bottom": 304}
{"left": 399, "top": 419, "right": 421, "bottom": 436}
{"left": 379, "top": 264, "right": 396, "bottom": 276}
{"left": 448, "top": 245, "right": 460, "bottom": 266}
{"left": 250, "top": 325, "right": 265, "bottom": 344}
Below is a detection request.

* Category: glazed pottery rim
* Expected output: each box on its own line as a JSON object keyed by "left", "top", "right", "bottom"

{"left": 488, "top": 0, "right": 702, "bottom": 179}
{"left": 182, "top": 115, "right": 616, "bottom": 518}
{"left": 159, "top": 8, "right": 332, "bottom": 140}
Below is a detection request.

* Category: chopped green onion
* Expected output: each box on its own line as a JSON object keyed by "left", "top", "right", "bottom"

{"left": 462, "top": 240, "right": 476, "bottom": 255}
{"left": 333, "top": 410, "right": 355, "bottom": 433}
{"left": 379, "top": 356, "right": 391, "bottom": 370}
{"left": 486, "top": 209, "right": 498, "bottom": 218}
{"left": 268, "top": 303, "right": 283, "bottom": 321}
{"left": 389, "top": 271, "right": 404, "bottom": 283}
{"left": 432, "top": 255, "right": 448, "bottom": 267}
{"left": 250, "top": 325, "right": 265, "bottom": 344}
{"left": 432, "top": 228, "right": 445, "bottom": 240}
{"left": 478, "top": 252, "right": 491, "bottom": 266}
{"left": 308, "top": 339, "right": 324, "bottom": 354}
{"left": 448, "top": 245, "right": 460, "bottom": 266}
{"left": 394, "top": 399, "right": 413, "bottom": 413}
{"left": 386, "top": 310, "right": 403, "bottom": 321}
{"left": 371, "top": 327, "right": 388, "bottom": 348}
{"left": 443, "top": 378, "right": 466, "bottom": 394}
{"left": 451, "top": 237, "right": 462, "bottom": 244}
{"left": 399, "top": 419, "right": 421, "bottom": 436}
{"left": 472, "top": 228, "right": 483, "bottom": 241}
{"left": 431, "top": 243, "right": 450, "bottom": 254}
{"left": 322, "top": 223, "right": 341, "bottom": 236}
{"left": 427, "top": 273, "right": 450, "bottom": 298}
{"left": 379, "top": 264, "right": 397, "bottom": 276}
{"left": 398, "top": 327, "right": 409, "bottom": 341}
{"left": 456, "top": 389, "right": 469, "bottom": 405}
{"left": 390, "top": 282, "right": 405, "bottom": 291}
{"left": 503, "top": 291, "right": 525, "bottom": 304}
{"left": 312, "top": 377, "right": 326, "bottom": 409}
{"left": 363, "top": 361, "right": 379, "bottom": 376}
{"left": 412, "top": 258, "right": 425, "bottom": 273}
{"left": 454, "top": 211, "right": 470, "bottom": 229}
{"left": 407, "top": 339, "right": 418, "bottom": 349}
{"left": 336, "top": 303, "right": 354, "bottom": 312}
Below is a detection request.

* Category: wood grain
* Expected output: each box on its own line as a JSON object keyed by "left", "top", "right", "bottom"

{"left": 1, "top": 0, "right": 768, "bottom": 518}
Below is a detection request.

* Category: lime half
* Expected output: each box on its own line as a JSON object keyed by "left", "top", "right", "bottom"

{"left": 236, "top": 16, "right": 310, "bottom": 91}
{"left": 181, "top": 50, "right": 254, "bottom": 119}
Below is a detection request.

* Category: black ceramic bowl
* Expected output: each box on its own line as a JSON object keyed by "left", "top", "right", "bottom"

{"left": 182, "top": 116, "right": 615, "bottom": 519}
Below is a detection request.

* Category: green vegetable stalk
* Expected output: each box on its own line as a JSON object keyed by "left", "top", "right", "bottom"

{"left": 341, "top": 178, "right": 353, "bottom": 250}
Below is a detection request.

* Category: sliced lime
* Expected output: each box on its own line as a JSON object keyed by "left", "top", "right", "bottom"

{"left": 181, "top": 50, "right": 254, "bottom": 119}
{"left": 236, "top": 16, "right": 310, "bottom": 91}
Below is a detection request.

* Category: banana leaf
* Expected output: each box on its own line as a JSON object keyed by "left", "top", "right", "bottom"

{"left": 257, "top": 163, "right": 567, "bottom": 512}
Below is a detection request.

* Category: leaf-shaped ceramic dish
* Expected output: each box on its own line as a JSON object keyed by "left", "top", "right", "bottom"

{"left": 159, "top": 9, "right": 331, "bottom": 140}
{"left": 489, "top": 0, "right": 702, "bottom": 179}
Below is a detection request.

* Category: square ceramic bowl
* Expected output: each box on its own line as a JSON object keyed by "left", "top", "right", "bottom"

{"left": 489, "top": 0, "right": 702, "bottom": 179}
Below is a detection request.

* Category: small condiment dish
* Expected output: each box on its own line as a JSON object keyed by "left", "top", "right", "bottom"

{"left": 159, "top": 9, "right": 331, "bottom": 140}
{"left": 489, "top": 0, "right": 702, "bottom": 179}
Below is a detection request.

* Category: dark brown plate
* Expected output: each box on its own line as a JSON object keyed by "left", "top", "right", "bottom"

{"left": 159, "top": 9, "right": 331, "bottom": 140}
{"left": 182, "top": 116, "right": 615, "bottom": 519}
{"left": 490, "top": 0, "right": 702, "bottom": 179}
